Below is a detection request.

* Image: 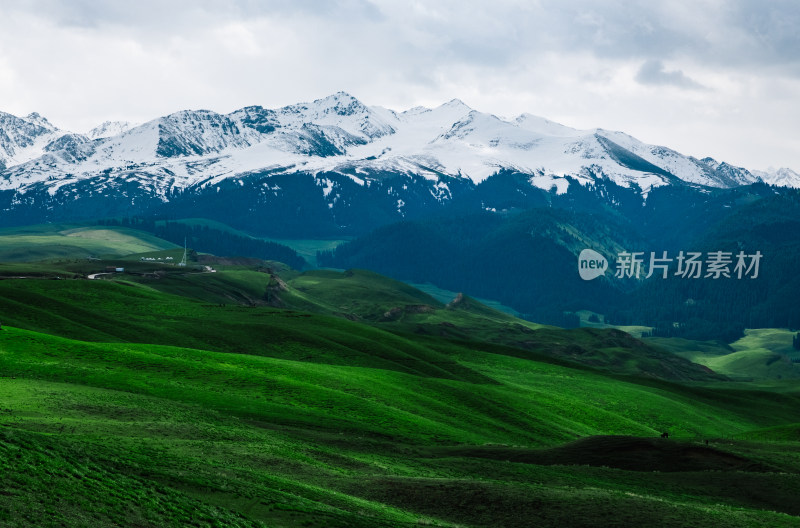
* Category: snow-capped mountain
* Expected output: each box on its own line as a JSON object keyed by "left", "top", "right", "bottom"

{"left": 0, "top": 92, "right": 759, "bottom": 193}
{"left": 0, "top": 111, "right": 68, "bottom": 169}
{"left": 86, "top": 121, "right": 135, "bottom": 140}
{"left": 0, "top": 92, "right": 780, "bottom": 236}
{"left": 752, "top": 167, "right": 800, "bottom": 188}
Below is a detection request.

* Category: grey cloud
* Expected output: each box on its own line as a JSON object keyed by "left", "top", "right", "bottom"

{"left": 2, "top": 0, "right": 800, "bottom": 171}
{"left": 387, "top": 1, "right": 800, "bottom": 75}
{"left": 4, "top": 0, "right": 381, "bottom": 33}
{"left": 552, "top": 3, "right": 705, "bottom": 59}
{"left": 7, "top": 0, "right": 800, "bottom": 74}
{"left": 723, "top": 0, "right": 800, "bottom": 74}
{"left": 635, "top": 59, "right": 706, "bottom": 90}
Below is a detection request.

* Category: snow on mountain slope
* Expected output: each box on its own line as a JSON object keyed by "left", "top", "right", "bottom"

{"left": 274, "top": 91, "right": 396, "bottom": 140}
{"left": 0, "top": 93, "right": 770, "bottom": 197}
{"left": 753, "top": 167, "right": 800, "bottom": 188}
{"left": 597, "top": 130, "right": 757, "bottom": 188}
{"left": 319, "top": 100, "right": 688, "bottom": 189}
{"left": 87, "top": 120, "right": 135, "bottom": 139}
{"left": 0, "top": 111, "right": 68, "bottom": 168}
{"left": 513, "top": 113, "right": 583, "bottom": 137}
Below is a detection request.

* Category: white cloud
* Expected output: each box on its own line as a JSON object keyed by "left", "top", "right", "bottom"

{"left": 0, "top": 0, "right": 799, "bottom": 171}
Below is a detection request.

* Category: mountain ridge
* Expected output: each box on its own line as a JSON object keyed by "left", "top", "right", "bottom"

{"left": 2, "top": 93, "right": 798, "bottom": 236}
{"left": 3, "top": 92, "right": 792, "bottom": 193}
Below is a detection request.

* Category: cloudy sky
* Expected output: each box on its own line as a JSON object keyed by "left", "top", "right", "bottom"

{"left": 1, "top": 0, "right": 798, "bottom": 171}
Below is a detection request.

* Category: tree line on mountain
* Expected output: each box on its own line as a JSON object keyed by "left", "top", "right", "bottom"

{"left": 82, "top": 180, "right": 800, "bottom": 342}
{"left": 623, "top": 191, "right": 800, "bottom": 340}
{"left": 96, "top": 217, "right": 307, "bottom": 269}
{"left": 320, "top": 188, "right": 800, "bottom": 342}
{"left": 317, "top": 208, "right": 628, "bottom": 327}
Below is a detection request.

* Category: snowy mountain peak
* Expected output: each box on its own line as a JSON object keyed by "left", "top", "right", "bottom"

{"left": 149, "top": 109, "right": 253, "bottom": 159}
{"left": 282, "top": 92, "right": 367, "bottom": 118}
{"left": 276, "top": 93, "right": 395, "bottom": 141}
{"left": 0, "top": 94, "right": 778, "bottom": 199}
{"left": 514, "top": 113, "right": 581, "bottom": 137}
{"left": 408, "top": 99, "right": 473, "bottom": 130}
{"left": 317, "top": 91, "right": 365, "bottom": 115}
{"left": 0, "top": 110, "right": 65, "bottom": 167}
{"left": 87, "top": 120, "right": 135, "bottom": 140}
{"left": 163, "top": 109, "right": 222, "bottom": 122}
{"left": 442, "top": 98, "right": 468, "bottom": 107}
{"left": 753, "top": 167, "right": 800, "bottom": 188}
{"left": 438, "top": 98, "right": 473, "bottom": 112}
{"left": 401, "top": 106, "right": 432, "bottom": 116}
{"left": 24, "top": 112, "right": 56, "bottom": 131}
{"left": 227, "top": 106, "right": 279, "bottom": 135}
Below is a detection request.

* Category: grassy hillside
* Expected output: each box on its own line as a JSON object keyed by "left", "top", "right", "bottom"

{"left": 4, "top": 322, "right": 800, "bottom": 526}
{"left": 0, "top": 224, "right": 177, "bottom": 261}
{"left": 0, "top": 266, "right": 721, "bottom": 382}
{"left": 3, "top": 232, "right": 800, "bottom": 525}
{"left": 0, "top": 278, "right": 491, "bottom": 383}
{"left": 732, "top": 328, "right": 798, "bottom": 357}
{"left": 201, "top": 268, "right": 725, "bottom": 381}
{"left": 650, "top": 329, "right": 800, "bottom": 381}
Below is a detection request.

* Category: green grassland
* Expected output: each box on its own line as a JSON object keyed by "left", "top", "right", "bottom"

{"left": 650, "top": 329, "right": 800, "bottom": 381}
{"left": 0, "top": 224, "right": 177, "bottom": 262}
{"left": 731, "top": 328, "right": 798, "bottom": 357}
{"left": 1, "top": 264, "right": 722, "bottom": 382}
{"left": 4, "top": 321, "right": 800, "bottom": 527}
{"left": 3, "top": 227, "right": 800, "bottom": 525}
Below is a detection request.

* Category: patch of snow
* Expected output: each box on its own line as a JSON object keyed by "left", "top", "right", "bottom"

{"left": 530, "top": 174, "right": 570, "bottom": 195}
{"left": 753, "top": 167, "right": 800, "bottom": 188}
{"left": 317, "top": 177, "right": 335, "bottom": 197}
{"left": 87, "top": 121, "right": 136, "bottom": 139}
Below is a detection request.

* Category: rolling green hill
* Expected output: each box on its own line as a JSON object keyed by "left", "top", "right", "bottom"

{"left": 0, "top": 224, "right": 178, "bottom": 261}
{"left": 3, "top": 229, "right": 800, "bottom": 526}
{"left": 0, "top": 265, "right": 721, "bottom": 382}
{"left": 650, "top": 329, "right": 800, "bottom": 381}
{"left": 3, "top": 321, "right": 800, "bottom": 527}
